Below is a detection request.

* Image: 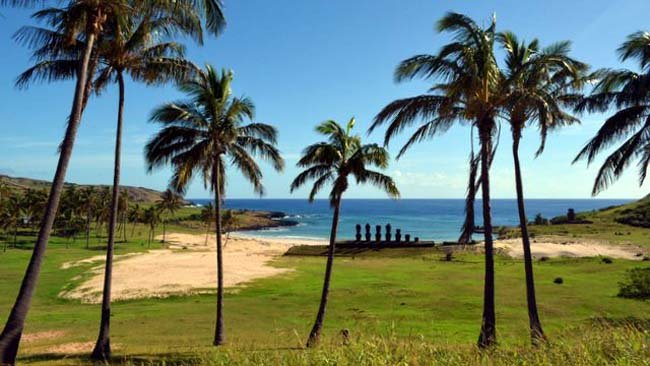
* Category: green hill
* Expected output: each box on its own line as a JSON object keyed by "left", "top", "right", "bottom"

{"left": 1, "top": 174, "right": 169, "bottom": 204}
{"left": 500, "top": 196, "right": 650, "bottom": 250}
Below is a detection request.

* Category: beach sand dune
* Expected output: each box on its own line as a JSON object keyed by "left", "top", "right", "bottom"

{"left": 60, "top": 233, "right": 324, "bottom": 303}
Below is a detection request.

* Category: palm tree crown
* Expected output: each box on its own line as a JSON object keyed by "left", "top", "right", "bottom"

{"left": 145, "top": 64, "right": 284, "bottom": 195}
{"left": 290, "top": 118, "right": 399, "bottom": 205}
{"left": 574, "top": 31, "right": 650, "bottom": 195}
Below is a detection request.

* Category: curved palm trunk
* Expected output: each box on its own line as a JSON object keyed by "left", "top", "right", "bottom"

{"left": 91, "top": 72, "right": 125, "bottom": 361}
{"left": 306, "top": 196, "right": 341, "bottom": 347}
{"left": 458, "top": 153, "right": 479, "bottom": 244}
{"left": 0, "top": 30, "right": 97, "bottom": 365}
{"left": 512, "top": 130, "right": 546, "bottom": 344}
{"left": 213, "top": 160, "right": 225, "bottom": 346}
{"left": 477, "top": 122, "right": 496, "bottom": 348}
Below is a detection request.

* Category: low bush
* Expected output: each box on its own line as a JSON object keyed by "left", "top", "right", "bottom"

{"left": 618, "top": 267, "right": 650, "bottom": 299}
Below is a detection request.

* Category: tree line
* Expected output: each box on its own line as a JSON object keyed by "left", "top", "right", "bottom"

{"left": 1, "top": 2, "right": 649, "bottom": 364}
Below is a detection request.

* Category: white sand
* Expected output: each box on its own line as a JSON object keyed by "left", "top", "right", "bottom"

{"left": 493, "top": 237, "right": 644, "bottom": 260}
{"left": 60, "top": 233, "right": 324, "bottom": 303}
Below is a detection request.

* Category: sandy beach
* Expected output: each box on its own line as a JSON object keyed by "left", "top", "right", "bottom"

{"left": 60, "top": 233, "right": 326, "bottom": 303}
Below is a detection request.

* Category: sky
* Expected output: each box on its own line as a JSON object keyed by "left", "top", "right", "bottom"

{"left": 2, "top": 0, "right": 650, "bottom": 199}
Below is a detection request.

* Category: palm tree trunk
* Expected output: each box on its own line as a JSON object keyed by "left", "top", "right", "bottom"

{"left": 512, "top": 130, "right": 546, "bottom": 344}
{"left": 477, "top": 123, "right": 496, "bottom": 348}
{"left": 306, "top": 196, "right": 341, "bottom": 347}
{"left": 13, "top": 225, "right": 18, "bottom": 249}
{"left": 459, "top": 153, "right": 479, "bottom": 244}
{"left": 0, "top": 29, "right": 97, "bottom": 365}
{"left": 213, "top": 160, "right": 225, "bottom": 346}
{"left": 205, "top": 221, "right": 210, "bottom": 246}
{"left": 162, "top": 220, "right": 166, "bottom": 244}
{"left": 92, "top": 71, "right": 125, "bottom": 361}
{"left": 86, "top": 209, "right": 91, "bottom": 249}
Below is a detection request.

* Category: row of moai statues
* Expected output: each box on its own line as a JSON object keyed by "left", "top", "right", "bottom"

{"left": 355, "top": 223, "right": 419, "bottom": 243}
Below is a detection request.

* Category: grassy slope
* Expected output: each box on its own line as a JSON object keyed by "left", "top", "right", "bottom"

{"left": 0, "top": 229, "right": 648, "bottom": 364}
{"left": 499, "top": 196, "right": 650, "bottom": 250}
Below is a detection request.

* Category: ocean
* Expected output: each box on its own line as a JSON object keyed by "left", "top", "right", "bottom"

{"left": 189, "top": 199, "right": 631, "bottom": 242}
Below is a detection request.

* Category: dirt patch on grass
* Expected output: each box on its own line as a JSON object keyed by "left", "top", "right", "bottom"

{"left": 60, "top": 233, "right": 321, "bottom": 303}
{"left": 22, "top": 331, "right": 66, "bottom": 344}
{"left": 494, "top": 237, "right": 644, "bottom": 260}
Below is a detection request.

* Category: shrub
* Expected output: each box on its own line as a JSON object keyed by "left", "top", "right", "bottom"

{"left": 618, "top": 267, "right": 650, "bottom": 299}
{"left": 554, "top": 277, "right": 563, "bottom": 284}
{"left": 601, "top": 257, "right": 613, "bottom": 264}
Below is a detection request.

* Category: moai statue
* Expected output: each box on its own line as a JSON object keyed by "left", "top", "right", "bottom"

{"left": 385, "top": 223, "right": 392, "bottom": 241}
{"left": 414, "top": 237, "right": 420, "bottom": 243}
{"left": 355, "top": 224, "right": 362, "bottom": 241}
{"left": 375, "top": 225, "right": 382, "bottom": 241}
{"left": 364, "top": 223, "right": 371, "bottom": 241}
{"left": 567, "top": 208, "right": 576, "bottom": 222}
{"left": 405, "top": 234, "right": 411, "bottom": 243}
{"left": 395, "top": 229, "right": 402, "bottom": 242}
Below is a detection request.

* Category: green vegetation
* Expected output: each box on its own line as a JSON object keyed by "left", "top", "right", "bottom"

{"left": 0, "top": 239, "right": 648, "bottom": 364}
{"left": 500, "top": 196, "right": 650, "bottom": 251}
{"left": 618, "top": 267, "right": 650, "bottom": 299}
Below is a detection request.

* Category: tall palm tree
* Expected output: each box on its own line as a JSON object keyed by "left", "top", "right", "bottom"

{"left": 0, "top": 2, "right": 127, "bottom": 362}
{"left": 370, "top": 12, "right": 505, "bottom": 347}
{"left": 574, "top": 31, "right": 650, "bottom": 194}
{"left": 291, "top": 118, "right": 399, "bottom": 347}
{"left": 89, "top": 15, "right": 196, "bottom": 359}
{"left": 0, "top": 1, "right": 224, "bottom": 363}
{"left": 499, "top": 31, "right": 586, "bottom": 343}
{"left": 145, "top": 65, "right": 284, "bottom": 346}
{"left": 157, "top": 189, "right": 184, "bottom": 244}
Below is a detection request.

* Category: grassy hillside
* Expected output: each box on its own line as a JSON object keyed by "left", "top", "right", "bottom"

{"left": 499, "top": 196, "right": 650, "bottom": 250}
{"left": 1, "top": 174, "right": 168, "bottom": 204}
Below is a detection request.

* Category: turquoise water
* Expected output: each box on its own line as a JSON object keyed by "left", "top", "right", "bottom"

{"left": 190, "top": 199, "right": 631, "bottom": 241}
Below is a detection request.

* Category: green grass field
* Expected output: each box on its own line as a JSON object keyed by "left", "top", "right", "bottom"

{"left": 0, "top": 221, "right": 648, "bottom": 365}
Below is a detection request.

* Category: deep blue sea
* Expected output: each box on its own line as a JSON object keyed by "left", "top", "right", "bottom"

{"left": 189, "top": 199, "right": 631, "bottom": 242}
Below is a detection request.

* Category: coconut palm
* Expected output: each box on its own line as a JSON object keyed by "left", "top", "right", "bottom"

{"left": 291, "top": 118, "right": 399, "bottom": 347}
{"left": 370, "top": 12, "right": 505, "bottom": 347}
{"left": 143, "top": 205, "right": 160, "bottom": 247}
{"left": 145, "top": 64, "right": 284, "bottom": 346}
{"left": 128, "top": 203, "right": 141, "bottom": 238}
{"left": 157, "top": 189, "right": 184, "bottom": 244}
{"left": 0, "top": 2, "right": 128, "bottom": 362}
{"left": 573, "top": 31, "right": 650, "bottom": 194}
{"left": 499, "top": 31, "right": 586, "bottom": 343}
{"left": 1, "top": 1, "right": 224, "bottom": 362}
{"left": 89, "top": 17, "right": 196, "bottom": 358}
{"left": 201, "top": 202, "right": 215, "bottom": 246}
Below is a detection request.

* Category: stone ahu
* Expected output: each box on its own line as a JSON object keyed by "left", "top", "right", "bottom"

{"left": 354, "top": 223, "right": 420, "bottom": 244}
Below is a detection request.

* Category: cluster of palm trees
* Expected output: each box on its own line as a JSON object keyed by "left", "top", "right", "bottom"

{"left": 2, "top": 2, "right": 650, "bottom": 364}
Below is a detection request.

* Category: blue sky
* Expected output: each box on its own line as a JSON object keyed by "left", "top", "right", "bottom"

{"left": 2, "top": 0, "right": 650, "bottom": 199}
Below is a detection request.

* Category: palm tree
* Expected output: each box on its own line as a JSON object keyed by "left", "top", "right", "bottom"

{"left": 1, "top": 1, "right": 224, "bottom": 362}
{"left": 143, "top": 205, "right": 160, "bottom": 247}
{"left": 573, "top": 31, "right": 650, "bottom": 194}
{"left": 89, "top": 15, "right": 196, "bottom": 358}
{"left": 128, "top": 203, "right": 141, "bottom": 238}
{"left": 291, "top": 118, "right": 399, "bottom": 347}
{"left": 370, "top": 13, "right": 505, "bottom": 347}
{"left": 145, "top": 65, "right": 284, "bottom": 346}
{"left": 201, "top": 203, "right": 215, "bottom": 246}
{"left": 79, "top": 187, "right": 96, "bottom": 248}
{"left": 499, "top": 31, "right": 586, "bottom": 343}
{"left": 157, "top": 189, "right": 184, "bottom": 244}
{"left": 0, "top": 2, "right": 128, "bottom": 362}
